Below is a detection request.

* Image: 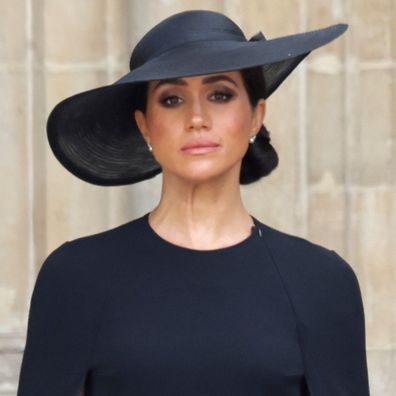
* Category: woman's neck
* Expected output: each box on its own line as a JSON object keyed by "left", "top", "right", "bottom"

{"left": 147, "top": 171, "right": 255, "bottom": 250}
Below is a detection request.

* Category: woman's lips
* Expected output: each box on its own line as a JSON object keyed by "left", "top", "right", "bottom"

{"left": 181, "top": 140, "right": 220, "bottom": 155}
{"left": 181, "top": 145, "right": 220, "bottom": 154}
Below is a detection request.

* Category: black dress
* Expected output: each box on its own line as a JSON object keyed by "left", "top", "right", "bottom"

{"left": 16, "top": 212, "right": 370, "bottom": 395}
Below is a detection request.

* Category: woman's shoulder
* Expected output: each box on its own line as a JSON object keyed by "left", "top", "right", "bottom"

{"left": 63, "top": 214, "right": 144, "bottom": 249}
{"left": 256, "top": 220, "right": 365, "bottom": 329}
{"left": 39, "top": 215, "right": 146, "bottom": 280}
{"left": 54, "top": 213, "right": 146, "bottom": 254}
{"left": 255, "top": 218, "right": 357, "bottom": 281}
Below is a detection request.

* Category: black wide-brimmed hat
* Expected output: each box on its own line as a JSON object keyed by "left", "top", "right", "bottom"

{"left": 47, "top": 9, "right": 348, "bottom": 186}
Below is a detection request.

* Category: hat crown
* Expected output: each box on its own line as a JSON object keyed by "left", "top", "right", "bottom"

{"left": 129, "top": 10, "right": 247, "bottom": 71}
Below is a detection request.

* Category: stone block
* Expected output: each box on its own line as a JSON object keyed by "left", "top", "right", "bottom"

{"left": 128, "top": 0, "right": 223, "bottom": 45}
{"left": 0, "top": 71, "right": 31, "bottom": 333}
{"left": 0, "top": 336, "right": 25, "bottom": 395}
{"left": 348, "top": 69, "right": 393, "bottom": 186}
{"left": 348, "top": 187, "right": 396, "bottom": 350}
{"left": 392, "top": 3, "right": 396, "bottom": 60}
{"left": 306, "top": 0, "right": 347, "bottom": 63}
{"left": 349, "top": 0, "right": 392, "bottom": 60}
{"left": 0, "top": 0, "right": 26, "bottom": 62}
{"left": 307, "top": 72, "right": 345, "bottom": 184}
{"left": 367, "top": 348, "right": 396, "bottom": 396}
{"left": 391, "top": 67, "right": 396, "bottom": 186}
{"left": 108, "top": 174, "right": 162, "bottom": 227}
{"left": 105, "top": 0, "right": 130, "bottom": 69}
{"left": 45, "top": 0, "right": 107, "bottom": 62}
{"left": 45, "top": 69, "right": 108, "bottom": 111}
{"left": 45, "top": 168, "right": 110, "bottom": 249}
{"left": 308, "top": 173, "right": 346, "bottom": 252}
{"left": 307, "top": 0, "right": 346, "bottom": 26}
{"left": 224, "top": 0, "right": 299, "bottom": 38}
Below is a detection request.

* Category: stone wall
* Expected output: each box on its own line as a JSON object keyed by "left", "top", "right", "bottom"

{"left": 1, "top": 0, "right": 395, "bottom": 394}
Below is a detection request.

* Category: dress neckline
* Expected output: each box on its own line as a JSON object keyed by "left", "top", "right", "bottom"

{"left": 142, "top": 211, "right": 262, "bottom": 254}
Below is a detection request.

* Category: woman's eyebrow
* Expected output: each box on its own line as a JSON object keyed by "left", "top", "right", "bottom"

{"left": 152, "top": 75, "right": 238, "bottom": 92}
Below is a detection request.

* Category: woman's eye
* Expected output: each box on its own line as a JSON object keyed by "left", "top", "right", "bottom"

{"left": 159, "top": 90, "right": 233, "bottom": 107}
{"left": 210, "top": 91, "right": 234, "bottom": 102}
{"left": 160, "top": 95, "right": 183, "bottom": 107}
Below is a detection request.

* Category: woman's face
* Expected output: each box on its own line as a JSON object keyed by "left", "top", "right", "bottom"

{"left": 134, "top": 70, "right": 266, "bottom": 184}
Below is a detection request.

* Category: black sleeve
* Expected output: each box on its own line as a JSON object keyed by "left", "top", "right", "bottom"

{"left": 328, "top": 250, "right": 371, "bottom": 395}
{"left": 266, "top": 235, "right": 371, "bottom": 395}
{"left": 299, "top": 249, "right": 371, "bottom": 396}
{"left": 16, "top": 241, "right": 103, "bottom": 395}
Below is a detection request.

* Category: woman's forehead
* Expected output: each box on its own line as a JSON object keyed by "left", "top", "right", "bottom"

{"left": 148, "top": 70, "right": 243, "bottom": 91}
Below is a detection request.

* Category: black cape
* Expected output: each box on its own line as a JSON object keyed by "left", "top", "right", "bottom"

{"left": 17, "top": 212, "right": 370, "bottom": 395}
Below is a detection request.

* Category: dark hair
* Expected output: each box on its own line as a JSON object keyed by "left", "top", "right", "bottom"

{"left": 134, "top": 66, "right": 279, "bottom": 184}
{"left": 239, "top": 66, "right": 279, "bottom": 184}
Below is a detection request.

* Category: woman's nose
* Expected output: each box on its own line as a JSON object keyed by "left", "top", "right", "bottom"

{"left": 186, "top": 98, "right": 210, "bottom": 131}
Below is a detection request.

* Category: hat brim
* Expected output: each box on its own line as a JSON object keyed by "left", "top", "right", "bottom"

{"left": 47, "top": 83, "right": 163, "bottom": 186}
{"left": 115, "top": 23, "right": 347, "bottom": 95}
{"left": 47, "top": 23, "right": 347, "bottom": 186}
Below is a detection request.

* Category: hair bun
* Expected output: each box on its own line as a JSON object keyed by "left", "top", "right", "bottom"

{"left": 259, "top": 125, "right": 271, "bottom": 143}
{"left": 240, "top": 123, "right": 278, "bottom": 184}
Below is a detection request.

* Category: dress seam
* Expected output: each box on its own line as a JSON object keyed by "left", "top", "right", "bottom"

{"left": 258, "top": 233, "right": 313, "bottom": 395}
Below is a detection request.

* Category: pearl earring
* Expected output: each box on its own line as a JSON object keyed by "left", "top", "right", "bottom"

{"left": 147, "top": 142, "right": 152, "bottom": 151}
{"left": 249, "top": 135, "right": 256, "bottom": 144}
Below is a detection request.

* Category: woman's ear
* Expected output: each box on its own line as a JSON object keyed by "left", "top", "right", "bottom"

{"left": 250, "top": 99, "right": 266, "bottom": 135}
{"left": 134, "top": 110, "right": 150, "bottom": 143}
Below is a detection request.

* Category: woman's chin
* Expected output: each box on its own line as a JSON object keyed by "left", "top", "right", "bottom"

{"left": 164, "top": 165, "right": 239, "bottom": 185}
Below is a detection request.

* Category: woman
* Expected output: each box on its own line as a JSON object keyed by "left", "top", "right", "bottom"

{"left": 17, "top": 10, "right": 370, "bottom": 396}
{"left": 133, "top": 68, "right": 267, "bottom": 249}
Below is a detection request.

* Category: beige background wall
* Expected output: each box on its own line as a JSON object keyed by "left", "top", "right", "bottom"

{"left": 1, "top": 0, "right": 395, "bottom": 394}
